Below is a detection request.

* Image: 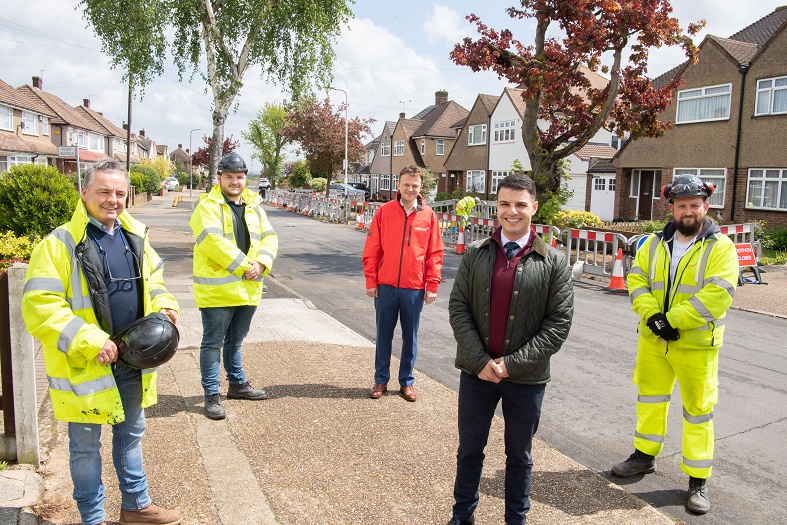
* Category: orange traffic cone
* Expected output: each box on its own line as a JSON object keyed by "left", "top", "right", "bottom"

{"left": 455, "top": 225, "right": 466, "bottom": 254}
{"left": 608, "top": 248, "right": 626, "bottom": 292}
{"left": 551, "top": 236, "right": 557, "bottom": 248}
{"left": 357, "top": 210, "right": 365, "bottom": 230}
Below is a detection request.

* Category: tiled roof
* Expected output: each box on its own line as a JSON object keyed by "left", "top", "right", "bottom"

{"left": 652, "top": 63, "right": 684, "bottom": 89}
{"left": 587, "top": 159, "right": 616, "bottom": 173}
{"left": 156, "top": 144, "right": 167, "bottom": 155}
{"left": 412, "top": 101, "right": 470, "bottom": 138}
{"left": 451, "top": 117, "right": 468, "bottom": 129}
{"left": 411, "top": 105, "right": 436, "bottom": 120}
{"left": 479, "top": 94, "right": 499, "bottom": 114}
{"left": 728, "top": 6, "right": 787, "bottom": 46}
{"left": 573, "top": 143, "right": 618, "bottom": 161}
{"left": 75, "top": 106, "right": 126, "bottom": 138}
{"left": 710, "top": 36, "right": 759, "bottom": 66}
{"left": 19, "top": 85, "right": 107, "bottom": 134}
{"left": 504, "top": 88, "right": 528, "bottom": 117}
{"left": 400, "top": 118, "right": 422, "bottom": 138}
{"left": 170, "top": 147, "right": 190, "bottom": 163}
{"left": 0, "top": 133, "right": 58, "bottom": 155}
{"left": 0, "top": 79, "right": 55, "bottom": 116}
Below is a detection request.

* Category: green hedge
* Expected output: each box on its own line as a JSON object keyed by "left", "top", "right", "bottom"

{"left": 0, "top": 164, "right": 79, "bottom": 237}
{"left": 130, "top": 164, "right": 160, "bottom": 194}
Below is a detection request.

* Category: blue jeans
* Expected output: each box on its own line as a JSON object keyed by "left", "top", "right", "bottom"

{"left": 374, "top": 284, "right": 424, "bottom": 386}
{"left": 199, "top": 306, "right": 257, "bottom": 395}
{"left": 452, "top": 372, "right": 546, "bottom": 525}
{"left": 68, "top": 362, "right": 151, "bottom": 525}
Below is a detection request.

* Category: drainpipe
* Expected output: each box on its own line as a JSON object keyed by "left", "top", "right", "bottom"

{"left": 731, "top": 64, "right": 749, "bottom": 222}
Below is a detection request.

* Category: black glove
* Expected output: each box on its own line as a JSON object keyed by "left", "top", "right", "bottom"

{"left": 646, "top": 313, "right": 680, "bottom": 341}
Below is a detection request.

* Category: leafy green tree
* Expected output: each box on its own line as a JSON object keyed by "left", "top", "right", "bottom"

{"left": 81, "top": 0, "right": 354, "bottom": 181}
{"left": 243, "top": 103, "right": 291, "bottom": 189}
{"left": 130, "top": 164, "right": 161, "bottom": 194}
{"left": 287, "top": 160, "right": 311, "bottom": 188}
{"left": 0, "top": 165, "right": 79, "bottom": 238}
{"left": 421, "top": 168, "right": 438, "bottom": 201}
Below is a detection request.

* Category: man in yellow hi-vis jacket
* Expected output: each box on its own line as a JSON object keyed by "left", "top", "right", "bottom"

{"left": 22, "top": 159, "right": 182, "bottom": 525}
{"left": 611, "top": 174, "right": 738, "bottom": 514}
{"left": 190, "top": 153, "right": 278, "bottom": 420}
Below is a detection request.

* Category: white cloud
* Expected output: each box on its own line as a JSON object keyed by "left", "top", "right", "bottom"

{"left": 423, "top": 5, "right": 468, "bottom": 44}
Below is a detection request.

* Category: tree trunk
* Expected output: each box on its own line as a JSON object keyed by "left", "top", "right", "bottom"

{"left": 208, "top": 104, "right": 229, "bottom": 190}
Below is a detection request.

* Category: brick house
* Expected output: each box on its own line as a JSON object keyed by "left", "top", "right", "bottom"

{"left": 615, "top": 6, "right": 787, "bottom": 227}
{"left": 0, "top": 78, "right": 58, "bottom": 171}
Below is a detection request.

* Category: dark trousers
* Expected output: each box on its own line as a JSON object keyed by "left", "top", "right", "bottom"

{"left": 452, "top": 372, "right": 546, "bottom": 525}
{"left": 373, "top": 284, "right": 424, "bottom": 386}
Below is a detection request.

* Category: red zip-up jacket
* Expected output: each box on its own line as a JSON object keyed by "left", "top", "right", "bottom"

{"left": 362, "top": 193, "right": 444, "bottom": 292}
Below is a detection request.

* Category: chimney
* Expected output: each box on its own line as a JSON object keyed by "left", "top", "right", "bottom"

{"left": 32, "top": 76, "right": 43, "bottom": 89}
{"left": 178, "top": 143, "right": 183, "bottom": 149}
{"left": 435, "top": 90, "right": 448, "bottom": 105}
{"left": 83, "top": 98, "right": 90, "bottom": 109}
{"left": 399, "top": 112, "right": 406, "bottom": 119}
{"left": 123, "top": 123, "right": 128, "bottom": 130}
{"left": 139, "top": 129, "right": 146, "bottom": 137}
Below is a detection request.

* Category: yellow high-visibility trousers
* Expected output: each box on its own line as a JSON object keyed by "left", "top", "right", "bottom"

{"left": 632, "top": 339, "right": 719, "bottom": 479}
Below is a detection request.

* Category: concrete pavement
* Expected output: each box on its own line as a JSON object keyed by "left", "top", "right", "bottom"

{"left": 1, "top": 192, "right": 708, "bottom": 524}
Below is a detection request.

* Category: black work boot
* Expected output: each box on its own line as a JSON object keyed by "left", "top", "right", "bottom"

{"left": 611, "top": 449, "right": 656, "bottom": 477}
{"left": 227, "top": 381, "right": 269, "bottom": 400}
{"left": 204, "top": 393, "right": 226, "bottom": 420}
{"left": 687, "top": 476, "right": 710, "bottom": 514}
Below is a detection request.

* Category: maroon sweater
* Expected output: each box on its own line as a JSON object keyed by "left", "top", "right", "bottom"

{"left": 488, "top": 227, "right": 536, "bottom": 358}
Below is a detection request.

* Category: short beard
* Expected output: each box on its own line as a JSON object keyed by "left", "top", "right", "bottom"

{"left": 676, "top": 217, "right": 703, "bottom": 237}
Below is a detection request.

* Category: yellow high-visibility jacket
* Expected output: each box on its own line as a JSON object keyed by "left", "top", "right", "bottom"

{"left": 22, "top": 202, "right": 178, "bottom": 425}
{"left": 628, "top": 219, "right": 738, "bottom": 349}
{"left": 190, "top": 185, "right": 278, "bottom": 308}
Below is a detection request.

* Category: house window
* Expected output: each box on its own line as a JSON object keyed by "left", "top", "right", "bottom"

{"left": 629, "top": 173, "right": 639, "bottom": 197}
{"left": 755, "top": 76, "right": 787, "bottom": 116}
{"left": 493, "top": 120, "right": 516, "bottom": 142}
{"left": 673, "top": 168, "right": 726, "bottom": 208}
{"left": 0, "top": 156, "right": 5, "bottom": 173}
{"left": 420, "top": 139, "right": 425, "bottom": 154}
{"left": 746, "top": 168, "right": 787, "bottom": 211}
{"left": 594, "top": 177, "right": 606, "bottom": 191}
{"left": 68, "top": 127, "right": 74, "bottom": 144}
{"left": 393, "top": 140, "right": 404, "bottom": 156}
{"left": 609, "top": 178, "right": 616, "bottom": 192}
{"left": 0, "top": 106, "right": 12, "bottom": 131}
{"left": 89, "top": 133, "right": 100, "bottom": 150}
{"left": 381, "top": 174, "right": 391, "bottom": 190}
{"left": 468, "top": 124, "right": 487, "bottom": 146}
{"left": 466, "top": 170, "right": 486, "bottom": 193}
{"left": 77, "top": 130, "right": 87, "bottom": 147}
{"left": 42, "top": 116, "right": 49, "bottom": 136}
{"left": 490, "top": 171, "right": 508, "bottom": 194}
{"left": 22, "top": 112, "right": 38, "bottom": 135}
{"left": 611, "top": 135, "right": 619, "bottom": 149}
{"left": 371, "top": 174, "right": 379, "bottom": 195}
{"left": 381, "top": 142, "right": 391, "bottom": 156}
{"left": 392, "top": 173, "right": 399, "bottom": 187}
{"left": 676, "top": 84, "right": 731, "bottom": 123}
{"left": 436, "top": 139, "right": 444, "bottom": 156}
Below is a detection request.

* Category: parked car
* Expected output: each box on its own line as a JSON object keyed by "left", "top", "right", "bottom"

{"left": 258, "top": 177, "right": 270, "bottom": 190}
{"left": 328, "top": 183, "right": 365, "bottom": 198}
{"left": 164, "top": 176, "right": 179, "bottom": 191}
{"left": 347, "top": 182, "right": 370, "bottom": 199}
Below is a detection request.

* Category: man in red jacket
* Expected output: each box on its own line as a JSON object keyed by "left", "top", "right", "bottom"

{"left": 362, "top": 165, "right": 444, "bottom": 402}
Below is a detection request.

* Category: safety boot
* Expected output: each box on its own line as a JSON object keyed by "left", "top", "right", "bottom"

{"left": 687, "top": 476, "right": 710, "bottom": 514}
{"left": 611, "top": 449, "right": 655, "bottom": 477}
{"left": 204, "top": 394, "right": 226, "bottom": 420}
{"left": 119, "top": 503, "right": 183, "bottom": 524}
{"left": 227, "top": 381, "right": 268, "bottom": 400}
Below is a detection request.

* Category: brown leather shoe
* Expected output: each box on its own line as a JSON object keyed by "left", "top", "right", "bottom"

{"left": 369, "top": 383, "right": 387, "bottom": 399}
{"left": 400, "top": 385, "right": 417, "bottom": 402}
{"left": 120, "top": 503, "right": 183, "bottom": 525}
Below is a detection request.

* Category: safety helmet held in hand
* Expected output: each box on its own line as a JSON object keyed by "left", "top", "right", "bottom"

{"left": 112, "top": 312, "right": 179, "bottom": 369}
{"left": 217, "top": 153, "right": 248, "bottom": 174}
{"left": 661, "top": 174, "right": 714, "bottom": 202}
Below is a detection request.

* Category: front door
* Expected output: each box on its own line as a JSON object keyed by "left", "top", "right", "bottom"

{"left": 638, "top": 170, "right": 655, "bottom": 220}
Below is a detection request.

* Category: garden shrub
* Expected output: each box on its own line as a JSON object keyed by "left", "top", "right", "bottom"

{"left": 0, "top": 164, "right": 79, "bottom": 237}
{"left": 309, "top": 177, "right": 327, "bottom": 192}
{"left": 434, "top": 192, "right": 451, "bottom": 202}
{"left": 640, "top": 220, "right": 667, "bottom": 233}
{"left": 130, "top": 164, "right": 160, "bottom": 194}
{"left": 763, "top": 226, "right": 787, "bottom": 251}
{"left": 553, "top": 209, "right": 603, "bottom": 229}
{"left": 0, "top": 231, "right": 40, "bottom": 271}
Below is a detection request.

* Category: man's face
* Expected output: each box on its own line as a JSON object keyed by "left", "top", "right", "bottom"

{"left": 81, "top": 170, "right": 127, "bottom": 229}
{"left": 670, "top": 196, "right": 709, "bottom": 237}
{"left": 398, "top": 173, "right": 422, "bottom": 205}
{"left": 496, "top": 187, "right": 538, "bottom": 240}
{"left": 218, "top": 171, "right": 247, "bottom": 200}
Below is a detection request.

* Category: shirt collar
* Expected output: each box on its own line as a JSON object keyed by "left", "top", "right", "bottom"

{"left": 500, "top": 230, "right": 530, "bottom": 249}
{"left": 87, "top": 215, "right": 121, "bottom": 235}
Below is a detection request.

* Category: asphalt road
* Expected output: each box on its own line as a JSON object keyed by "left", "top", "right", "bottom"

{"left": 133, "top": 200, "right": 787, "bottom": 525}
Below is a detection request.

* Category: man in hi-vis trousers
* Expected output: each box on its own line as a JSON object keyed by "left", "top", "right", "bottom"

{"left": 611, "top": 174, "right": 738, "bottom": 514}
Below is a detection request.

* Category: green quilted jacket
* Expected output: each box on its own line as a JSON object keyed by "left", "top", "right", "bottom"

{"left": 449, "top": 232, "right": 574, "bottom": 384}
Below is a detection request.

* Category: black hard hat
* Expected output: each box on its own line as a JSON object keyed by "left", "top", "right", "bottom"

{"left": 661, "top": 174, "right": 714, "bottom": 202}
{"left": 112, "top": 312, "right": 179, "bottom": 369}
{"left": 217, "top": 153, "right": 247, "bottom": 174}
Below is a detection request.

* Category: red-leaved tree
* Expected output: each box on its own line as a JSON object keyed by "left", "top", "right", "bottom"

{"left": 191, "top": 134, "right": 241, "bottom": 170}
{"left": 450, "top": 0, "right": 704, "bottom": 193}
{"left": 281, "top": 98, "right": 373, "bottom": 197}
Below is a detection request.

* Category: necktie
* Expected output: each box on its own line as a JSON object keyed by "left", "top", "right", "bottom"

{"left": 504, "top": 241, "right": 519, "bottom": 261}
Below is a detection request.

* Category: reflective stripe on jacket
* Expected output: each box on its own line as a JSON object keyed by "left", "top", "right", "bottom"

{"left": 362, "top": 194, "right": 443, "bottom": 292}
{"left": 22, "top": 201, "right": 179, "bottom": 424}
{"left": 190, "top": 185, "right": 278, "bottom": 308}
{"left": 627, "top": 219, "right": 738, "bottom": 349}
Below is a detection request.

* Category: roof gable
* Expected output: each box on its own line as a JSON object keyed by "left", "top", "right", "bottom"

{"left": 0, "top": 79, "right": 56, "bottom": 116}
{"left": 411, "top": 100, "right": 470, "bottom": 138}
{"left": 19, "top": 85, "right": 106, "bottom": 134}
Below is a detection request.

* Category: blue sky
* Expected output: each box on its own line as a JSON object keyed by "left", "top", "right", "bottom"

{"left": 0, "top": 1, "right": 784, "bottom": 168}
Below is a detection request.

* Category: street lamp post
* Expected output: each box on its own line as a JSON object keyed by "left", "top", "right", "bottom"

{"left": 329, "top": 86, "right": 349, "bottom": 198}
{"left": 189, "top": 128, "right": 201, "bottom": 197}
